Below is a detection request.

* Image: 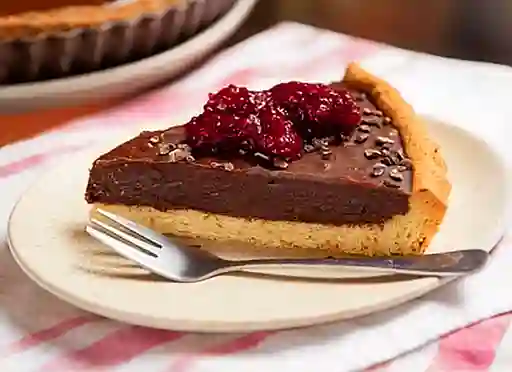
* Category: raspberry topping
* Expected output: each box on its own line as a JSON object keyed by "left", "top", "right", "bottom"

{"left": 270, "top": 82, "right": 361, "bottom": 135}
{"left": 254, "top": 105, "right": 303, "bottom": 159}
{"left": 185, "top": 82, "right": 361, "bottom": 161}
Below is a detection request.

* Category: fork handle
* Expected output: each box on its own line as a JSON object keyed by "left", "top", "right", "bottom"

{"left": 222, "top": 249, "right": 489, "bottom": 277}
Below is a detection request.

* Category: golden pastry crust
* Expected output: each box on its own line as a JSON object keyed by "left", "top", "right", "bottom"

{"left": 0, "top": 0, "right": 183, "bottom": 40}
{"left": 92, "top": 63, "right": 452, "bottom": 257}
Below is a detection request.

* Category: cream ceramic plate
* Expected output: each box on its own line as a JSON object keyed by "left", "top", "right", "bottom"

{"left": 0, "top": 0, "right": 257, "bottom": 113}
{"left": 7, "top": 117, "right": 508, "bottom": 332}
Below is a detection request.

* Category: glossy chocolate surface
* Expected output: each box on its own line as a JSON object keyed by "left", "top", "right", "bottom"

{"left": 85, "top": 84, "right": 413, "bottom": 225}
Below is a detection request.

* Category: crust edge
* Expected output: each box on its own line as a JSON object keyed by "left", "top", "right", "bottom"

{"left": 343, "top": 62, "right": 451, "bottom": 250}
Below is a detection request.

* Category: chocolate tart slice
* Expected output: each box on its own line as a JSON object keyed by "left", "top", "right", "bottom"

{"left": 85, "top": 63, "right": 451, "bottom": 256}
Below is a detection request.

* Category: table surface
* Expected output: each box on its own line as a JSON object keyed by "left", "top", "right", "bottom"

{"left": 2, "top": 0, "right": 511, "bottom": 146}
{"left": 248, "top": 0, "right": 512, "bottom": 64}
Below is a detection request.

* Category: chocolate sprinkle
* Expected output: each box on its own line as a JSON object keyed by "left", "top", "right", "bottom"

{"left": 362, "top": 117, "right": 382, "bottom": 127}
{"left": 400, "top": 158, "right": 413, "bottom": 169}
{"left": 149, "top": 135, "right": 160, "bottom": 144}
{"left": 380, "top": 143, "right": 393, "bottom": 151}
{"left": 364, "top": 149, "right": 382, "bottom": 159}
{"left": 210, "top": 161, "right": 235, "bottom": 171}
{"left": 355, "top": 92, "right": 367, "bottom": 102}
{"left": 384, "top": 117, "right": 392, "bottom": 125}
{"left": 224, "top": 162, "right": 235, "bottom": 171}
{"left": 273, "top": 158, "right": 289, "bottom": 169}
{"left": 389, "top": 151, "right": 403, "bottom": 165}
{"left": 312, "top": 138, "right": 328, "bottom": 151}
{"left": 380, "top": 149, "right": 407, "bottom": 167}
{"left": 381, "top": 157, "right": 394, "bottom": 166}
{"left": 168, "top": 148, "right": 190, "bottom": 163}
{"left": 354, "top": 133, "right": 369, "bottom": 144}
{"left": 371, "top": 163, "right": 387, "bottom": 177}
{"left": 389, "top": 168, "right": 404, "bottom": 181}
{"left": 157, "top": 142, "right": 174, "bottom": 156}
{"left": 304, "top": 144, "right": 315, "bottom": 153}
{"left": 363, "top": 108, "right": 372, "bottom": 115}
{"left": 396, "top": 150, "right": 405, "bottom": 161}
{"left": 321, "top": 149, "right": 332, "bottom": 160}
{"left": 357, "top": 124, "right": 371, "bottom": 133}
{"left": 376, "top": 136, "right": 395, "bottom": 146}
{"left": 177, "top": 143, "right": 192, "bottom": 152}
{"left": 255, "top": 152, "right": 270, "bottom": 162}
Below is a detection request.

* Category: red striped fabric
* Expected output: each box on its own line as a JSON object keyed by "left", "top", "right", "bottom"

{"left": 168, "top": 332, "right": 274, "bottom": 372}
{"left": 425, "top": 314, "right": 512, "bottom": 372}
{"left": 39, "top": 326, "right": 184, "bottom": 371}
{"left": 2, "top": 316, "right": 99, "bottom": 355}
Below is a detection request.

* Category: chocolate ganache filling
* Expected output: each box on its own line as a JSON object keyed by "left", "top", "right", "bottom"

{"left": 85, "top": 82, "right": 413, "bottom": 225}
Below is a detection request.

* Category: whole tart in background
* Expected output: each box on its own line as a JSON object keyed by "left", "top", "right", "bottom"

{"left": 0, "top": 0, "right": 236, "bottom": 84}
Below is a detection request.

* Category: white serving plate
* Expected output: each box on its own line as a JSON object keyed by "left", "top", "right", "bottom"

{"left": 7, "top": 116, "right": 508, "bottom": 332}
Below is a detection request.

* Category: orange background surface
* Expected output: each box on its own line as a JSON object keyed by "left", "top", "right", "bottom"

{"left": 0, "top": 101, "right": 120, "bottom": 147}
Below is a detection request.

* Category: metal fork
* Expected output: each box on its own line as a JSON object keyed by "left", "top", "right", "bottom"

{"left": 85, "top": 209, "right": 489, "bottom": 282}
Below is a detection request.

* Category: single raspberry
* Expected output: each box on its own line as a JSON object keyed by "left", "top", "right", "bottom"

{"left": 185, "top": 112, "right": 261, "bottom": 151}
{"left": 254, "top": 105, "right": 302, "bottom": 159}
{"left": 270, "top": 82, "right": 361, "bottom": 138}
{"left": 204, "top": 85, "right": 267, "bottom": 115}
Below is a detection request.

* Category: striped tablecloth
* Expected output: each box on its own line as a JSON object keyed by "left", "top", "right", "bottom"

{"left": 1, "top": 22, "right": 511, "bottom": 372}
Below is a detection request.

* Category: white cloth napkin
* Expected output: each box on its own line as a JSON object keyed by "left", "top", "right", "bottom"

{"left": 0, "top": 22, "right": 511, "bottom": 372}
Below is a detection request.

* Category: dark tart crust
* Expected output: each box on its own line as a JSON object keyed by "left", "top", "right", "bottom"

{"left": 85, "top": 63, "right": 451, "bottom": 256}
{"left": 0, "top": 0, "right": 183, "bottom": 39}
{"left": 0, "top": 0, "right": 235, "bottom": 84}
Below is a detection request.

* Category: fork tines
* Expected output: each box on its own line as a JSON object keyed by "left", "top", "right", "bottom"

{"left": 88, "top": 217, "right": 161, "bottom": 257}
{"left": 95, "top": 208, "right": 168, "bottom": 247}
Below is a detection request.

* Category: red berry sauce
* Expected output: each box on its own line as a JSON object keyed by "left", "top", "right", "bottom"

{"left": 185, "top": 82, "right": 361, "bottom": 161}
